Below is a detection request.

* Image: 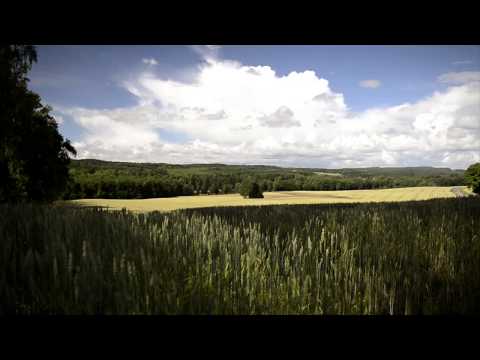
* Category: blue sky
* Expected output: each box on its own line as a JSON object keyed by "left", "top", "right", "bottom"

{"left": 28, "top": 45, "right": 480, "bottom": 168}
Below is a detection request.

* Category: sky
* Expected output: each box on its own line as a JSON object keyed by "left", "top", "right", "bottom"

{"left": 28, "top": 45, "right": 480, "bottom": 169}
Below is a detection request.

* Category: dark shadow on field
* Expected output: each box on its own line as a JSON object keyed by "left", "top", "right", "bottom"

{"left": 53, "top": 201, "right": 110, "bottom": 211}
{"left": 180, "top": 197, "right": 480, "bottom": 239}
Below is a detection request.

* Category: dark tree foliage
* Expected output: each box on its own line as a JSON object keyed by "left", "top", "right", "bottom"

{"left": 465, "top": 163, "right": 480, "bottom": 194}
{"left": 0, "top": 45, "right": 76, "bottom": 202}
{"left": 248, "top": 181, "right": 264, "bottom": 198}
{"left": 238, "top": 178, "right": 263, "bottom": 198}
{"left": 239, "top": 178, "right": 251, "bottom": 198}
{"left": 62, "top": 159, "right": 467, "bottom": 200}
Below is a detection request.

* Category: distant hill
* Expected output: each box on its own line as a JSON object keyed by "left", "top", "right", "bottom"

{"left": 335, "top": 167, "right": 464, "bottom": 177}
{"left": 70, "top": 159, "right": 284, "bottom": 175}
{"left": 71, "top": 159, "right": 464, "bottom": 178}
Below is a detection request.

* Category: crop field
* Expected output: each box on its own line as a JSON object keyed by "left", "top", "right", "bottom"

{"left": 68, "top": 186, "right": 458, "bottom": 212}
{"left": 1, "top": 197, "right": 479, "bottom": 314}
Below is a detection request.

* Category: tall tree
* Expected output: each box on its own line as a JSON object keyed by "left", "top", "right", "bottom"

{"left": 0, "top": 45, "right": 76, "bottom": 202}
{"left": 465, "top": 163, "right": 480, "bottom": 194}
{"left": 239, "top": 178, "right": 251, "bottom": 198}
{"left": 248, "top": 181, "right": 264, "bottom": 198}
{"left": 239, "top": 178, "right": 264, "bottom": 198}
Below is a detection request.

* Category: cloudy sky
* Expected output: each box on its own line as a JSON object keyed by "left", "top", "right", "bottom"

{"left": 29, "top": 45, "right": 480, "bottom": 169}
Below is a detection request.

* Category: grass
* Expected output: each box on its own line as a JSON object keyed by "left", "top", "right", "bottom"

{"left": 2, "top": 197, "right": 479, "bottom": 314}
{"left": 68, "top": 186, "right": 459, "bottom": 212}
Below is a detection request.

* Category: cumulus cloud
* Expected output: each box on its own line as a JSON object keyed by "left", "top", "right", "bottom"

{"left": 142, "top": 58, "right": 158, "bottom": 66}
{"left": 359, "top": 79, "right": 381, "bottom": 88}
{"left": 57, "top": 56, "right": 480, "bottom": 169}
{"left": 437, "top": 71, "right": 480, "bottom": 84}
{"left": 259, "top": 106, "right": 301, "bottom": 128}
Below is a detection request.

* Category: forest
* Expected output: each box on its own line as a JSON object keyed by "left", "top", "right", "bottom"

{"left": 63, "top": 159, "right": 467, "bottom": 199}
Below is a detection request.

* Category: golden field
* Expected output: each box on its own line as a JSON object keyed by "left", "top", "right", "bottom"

{"left": 68, "top": 186, "right": 461, "bottom": 212}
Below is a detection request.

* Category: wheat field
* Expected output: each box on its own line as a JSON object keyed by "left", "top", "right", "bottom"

{"left": 3, "top": 197, "right": 479, "bottom": 314}
{"left": 68, "top": 186, "right": 459, "bottom": 212}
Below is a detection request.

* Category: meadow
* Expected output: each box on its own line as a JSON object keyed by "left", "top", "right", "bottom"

{"left": 68, "top": 186, "right": 458, "bottom": 212}
{"left": 1, "top": 196, "right": 479, "bottom": 314}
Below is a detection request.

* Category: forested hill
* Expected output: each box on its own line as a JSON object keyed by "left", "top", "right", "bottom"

{"left": 70, "top": 159, "right": 284, "bottom": 174}
{"left": 63, "top": 159, "right": 466, "bottom": 200}
{"left": 290, "top": 166, "right": 465, "bottom": 177}
{"left": 71, "top": 159, "right": 464, "bottom": 176}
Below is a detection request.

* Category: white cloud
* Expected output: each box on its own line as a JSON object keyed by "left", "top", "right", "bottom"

{"left": 57, "top": 58, "right": 480, "bottom": 169}
{"left": 205, "top": 45, "right": 222, "bottom": 51}
{"left": 259, "top": 106, "right": 301, "bottom": 128}
{"left": 142, "top": 58, "right": 158, "bottom": 66}
{"left": 452, "top": 60, "right": 473, "bottom": 65}
{"left": 190, "top": 45, "right": 221, "bottom": 64}
{"left": 52, "top": 114, "right": 64, "bottom": 125}
{"left": 359, "top": 79, "right": 381, "bottom": 88}
{"left": 437, "top": 71, "right": 480, "bottom": 84}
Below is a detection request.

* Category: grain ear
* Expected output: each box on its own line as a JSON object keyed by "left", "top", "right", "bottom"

{"left": 1, "top": 197, "right": 478, "bottom": 314}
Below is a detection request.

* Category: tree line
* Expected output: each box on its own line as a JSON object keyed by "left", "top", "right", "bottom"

{"left": 62, "top": 167, "right": 467, "bottom": 199}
